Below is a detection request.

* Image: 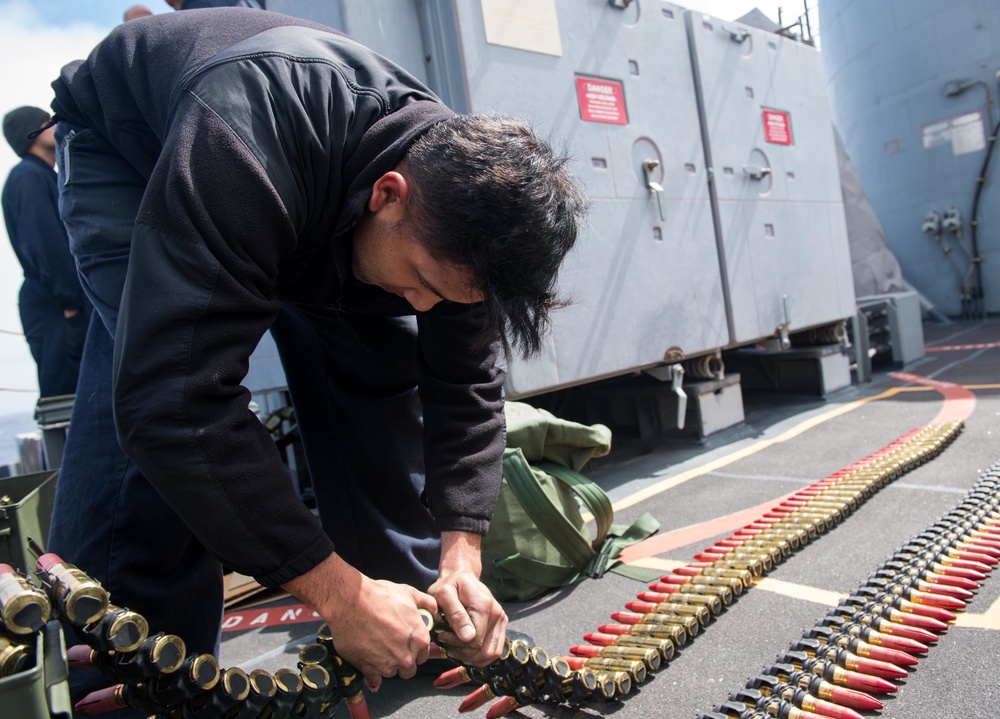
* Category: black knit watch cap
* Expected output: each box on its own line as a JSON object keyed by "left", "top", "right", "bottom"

{"left": 3, "top": 106, "right": 51, "bottom": 157}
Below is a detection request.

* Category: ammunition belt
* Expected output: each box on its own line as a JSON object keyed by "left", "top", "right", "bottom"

{"left": 438, "top": 421, "right": 969, "bottom": 716}
{"left": 2, "top": 554, "right": 369, "bottom": 719}
{"left": 699, "top": 456, "right": 1000, "bottom": 719}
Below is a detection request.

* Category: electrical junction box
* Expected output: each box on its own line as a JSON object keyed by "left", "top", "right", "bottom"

{"left": 856, "top": 291, "right": 925, "bottom": 367}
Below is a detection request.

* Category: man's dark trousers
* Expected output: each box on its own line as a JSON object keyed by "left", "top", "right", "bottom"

{"left": 18, "top": 280, "right": 88, "bottom": 397}
{"left": 48, "top": 123, "right": 225, "bottom": 715}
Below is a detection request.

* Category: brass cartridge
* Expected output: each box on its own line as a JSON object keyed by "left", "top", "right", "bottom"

{"left": 35, "top": 554, "right": 109, "bottom": 626}
{"left": 0, "top": 634, "right": 32, "bottom": 677}
{"left": 0, "top": 564, "right": 50, "bottom": 636}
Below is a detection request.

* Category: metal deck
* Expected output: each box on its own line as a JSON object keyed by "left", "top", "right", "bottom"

{"left": 219, "top": 318, "right": 1000, "bottom": 719}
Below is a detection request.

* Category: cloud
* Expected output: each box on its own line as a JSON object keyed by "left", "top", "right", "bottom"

{"left": 0, "top": 2, "right": 108, "bottom": 415}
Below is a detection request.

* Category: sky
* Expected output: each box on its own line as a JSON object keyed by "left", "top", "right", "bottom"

{"left": 0, "top": 0, "right": 801, "bottom": 418}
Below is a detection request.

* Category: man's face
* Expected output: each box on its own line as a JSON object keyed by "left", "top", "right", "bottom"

{"left": 33, "top": 123, "right": 56, "bottom": 154}
{"left": 352, "top": 212, "right": 483, "bottom": 312}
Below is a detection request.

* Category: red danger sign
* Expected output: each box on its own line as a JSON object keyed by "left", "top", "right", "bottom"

{"left": 762, "top": 110, "right": 793, "bottom": 145}
{"left": 576, "top": 77, "right": 628, "bottom": 125}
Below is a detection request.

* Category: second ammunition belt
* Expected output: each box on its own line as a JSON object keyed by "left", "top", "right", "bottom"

{"left": 697, "top": 458, "right": 1000, "bottom": 719}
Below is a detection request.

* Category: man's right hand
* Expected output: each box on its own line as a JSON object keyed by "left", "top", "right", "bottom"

{"left": 281, "top": 552, "right": 436, "bottom": 691}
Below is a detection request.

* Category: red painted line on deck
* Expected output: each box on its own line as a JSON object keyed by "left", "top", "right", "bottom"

{"left": 925, "top": 342, "right": 1000, "bottom": 352}
{"left": 222, "top": 602, "right": 319, "bottom": 632}
{"left": 890, "top": 372, "right": 976, "bottom": 424}
{"left": 617, "top": 496, "right": 798, "bottom": 560}
{"left": 620, "top": 373, "right": 972, "bottom": 562}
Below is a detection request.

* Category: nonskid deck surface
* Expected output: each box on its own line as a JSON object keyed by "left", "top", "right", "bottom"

{"left": 217, "top": 319, "right": 1000, "bottom": 719}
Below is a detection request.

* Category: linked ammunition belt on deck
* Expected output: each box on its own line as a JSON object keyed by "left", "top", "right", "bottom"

{"left": 434, "top": 421, "right": 982, "bottom": 717}
{"left": 697, "top": 458, "right": 1000, "bottom": 719}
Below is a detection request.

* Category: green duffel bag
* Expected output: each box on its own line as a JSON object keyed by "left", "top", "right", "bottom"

{"left": 481, "top": 403, "right": 659, "bottom": 602}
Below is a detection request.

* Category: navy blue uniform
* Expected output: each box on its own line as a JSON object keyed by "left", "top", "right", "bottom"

{"left": 2, "top": 153, "right": 89, "bottom": 398}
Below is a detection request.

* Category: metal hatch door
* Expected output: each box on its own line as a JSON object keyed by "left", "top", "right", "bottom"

{"left": 447, "top": 0, "right": 727, "bottom": 396}
{"left": 686, "top": 10, "right": 855, "bottom": 346}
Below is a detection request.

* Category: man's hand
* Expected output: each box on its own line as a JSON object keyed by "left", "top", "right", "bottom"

{"left": 428, "top": 531, "right": 507, "bottom": 666}
{"left": 281, "top": 552, "right": 436, "bottom": 691}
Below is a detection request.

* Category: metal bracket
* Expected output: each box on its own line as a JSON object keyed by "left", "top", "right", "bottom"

{"left": 608, "top": 0, "right": 633, "bottom": 7}
{"left": 727, "top": 27, "right": 750, "bottom": 43}
{"left": 743, "top": 164, "right": 772, "bottom": 180}
{"left": 921, "top": 209, "right": 941, "bottom": 235}
{"left": 669, "top": 364, "right": 687, "bottom": 430}
{"left": 642, "top": 363, "right": 688, "bottom": 430}
{"left": 643, "top": 158, "right": 667, "bottom": 222}
{"left": 942, "top": 206, "right": 962, "bottom": 233}
{"left": 775, "top": 324, "right": 791, "bottom": 350}
{"left": 776, "top": 294, "right": 791, "bottom": 349}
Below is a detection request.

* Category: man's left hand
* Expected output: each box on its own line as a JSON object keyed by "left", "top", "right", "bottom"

{"left": 428, "top": 531, "right": 507, "bottom": 666}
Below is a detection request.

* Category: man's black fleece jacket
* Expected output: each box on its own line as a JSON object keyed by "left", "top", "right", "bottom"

{"left": 51, "top": 9, "right": 506, "bottom": 588}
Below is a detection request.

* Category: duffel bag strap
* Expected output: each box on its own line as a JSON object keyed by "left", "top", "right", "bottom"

{"left": 540, "top": 460, "right": 659, "bottom": 580}
{"left": 501, "top": 448, "right": 595, "bottom": 573}
{"left": 538, "top": 461, "right": 614, "bottom": 550}
{"left": 590, "top": 514, "right": 662, "bottom": 581}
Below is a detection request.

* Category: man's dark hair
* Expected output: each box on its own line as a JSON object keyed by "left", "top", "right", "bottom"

{"left": 404, "top": 114, "right": 586, "bottom": 359}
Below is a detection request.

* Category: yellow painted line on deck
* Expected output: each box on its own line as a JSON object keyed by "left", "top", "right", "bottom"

{"left": 954, "top": 594, "right": 1000, "bottom": 630}
{"left": 608, "top": 386, "right": 917, "bottom": 515}
{"left": 624, "top": 559, "right": 1000, "bottom": 628}
{"left": 624, "top": 556, "right": 687, "bottom": 573}
{"left": 602, "top": 382, "right": 1000, "bottom": 518}
{"left": 734, "top": 577, "right": 1000, "bottom": 627}
{"left": 627, "top": 557, "right": 845, "bottom": 606}
{"left": 752, "top": 578, "right": 846, "bottom": 607}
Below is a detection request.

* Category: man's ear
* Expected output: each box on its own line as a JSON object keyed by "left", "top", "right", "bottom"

{"left": 367, "top": 171, "right": 411, "bottom": 214}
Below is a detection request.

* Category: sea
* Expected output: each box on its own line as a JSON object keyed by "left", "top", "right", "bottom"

{"left": 0, "top": 410, "right": 40, "bottom": 468}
